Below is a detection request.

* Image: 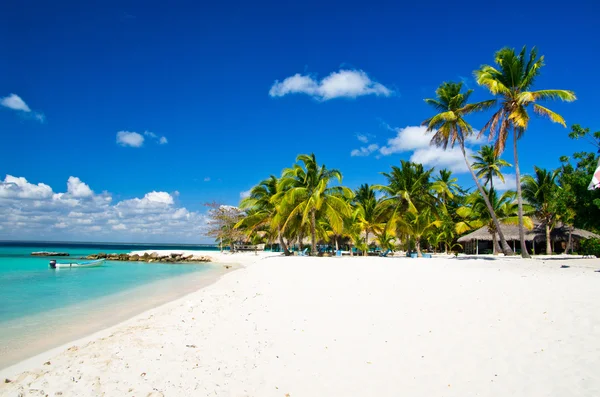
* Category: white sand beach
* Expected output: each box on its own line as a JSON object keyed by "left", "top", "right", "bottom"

{"left": 2, "top": 253, "right": 600, "bottom": 396}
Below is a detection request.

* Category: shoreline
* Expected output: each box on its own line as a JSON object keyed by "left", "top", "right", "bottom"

{"left": 0, "top": 250, "right": 278, "bottom": 375}
{"left": 2, "top": 254, "right": 599, "bottom": 396}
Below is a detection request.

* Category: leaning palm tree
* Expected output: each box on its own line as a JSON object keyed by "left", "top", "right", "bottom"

{"left": 277, "top": 153, "right": 353, "bottom": 255}
{"left": 422, "top": 81, "right": 514, "bottom": 255}
{"left": 472, "top": 145, "right": 512, "bottom": 192}
{"left": 474, "top": 46, "right": 576, "bottom": 258}
{"left": 521, "top": 166, "right": 559, "bottom": 255}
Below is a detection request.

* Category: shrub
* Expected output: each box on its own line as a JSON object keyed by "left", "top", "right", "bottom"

{"left": 580, "top": 238, "right": 600, "bottom": 257}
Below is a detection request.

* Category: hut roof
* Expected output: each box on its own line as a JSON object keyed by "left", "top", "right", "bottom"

{"left": 457, "top": 221, "right": 600, "bottom": 243}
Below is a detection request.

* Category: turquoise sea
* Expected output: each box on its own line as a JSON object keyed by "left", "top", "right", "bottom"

{"left": 0, "top": 241, "right": 224, "bottom": 370}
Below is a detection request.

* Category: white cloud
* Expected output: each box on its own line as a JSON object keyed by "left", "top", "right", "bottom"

{"left": 204, "top": 177, "right": 211, "bottom": 182}
{"left": 356, "top": 134, "right": 370, "bottom": 143}
{"left": 491, "top": 173, "right": 517, "bottom": 191}
{"left": 0, "top": 175, "right": 212, "bottom": 243}
{"left": 116, "top": 131, "right": 144, "bottom": 147}
{"left": 0, "top": 175, "right": 53, "bottom": 199}
{"left": 1, "top": 94, "right": 30, "bottom": 111}
{"left": 240, "top": 189, "right": 252, "bottom": 199}
{"left": 379, "top": 126, "right": 432, "bottom": 155}
{"left": 1, "top": 93, "right": 45, "bottom": 123}
{"left": 410, "top": 146, "right": 471, "bottom": 173}
{"left": 117, "top": 191, "right": 174, "bottom": 211}
{"left": 269, "top": 69, "right": 392, "bottom": 100}
{"left": 363, "top": 125, "right": 484, "bottom": 173}
{"left": 351, "top": 143, "right": 379, "bottom": 157}
{"left": 144, "top": 131, "right": 168, "bottom": 145}
{"left": 67, "top": 176, "right": 93, "bottom": 198}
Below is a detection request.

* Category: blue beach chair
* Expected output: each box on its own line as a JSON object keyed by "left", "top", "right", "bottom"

{"left": 298, "top": 248, "right": 309, "bottom": 256}
{"left": 379, "top": 249, "right": 391, "bottom": 257}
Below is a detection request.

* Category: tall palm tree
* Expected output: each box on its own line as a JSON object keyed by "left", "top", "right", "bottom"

{"left": 237, "top": 175, "right": 292, "bottom": 255}
{"left": 521, "top": 166, "right": 559, "bottom": 255}
{"left": 422, "top": 81, "right": 514, "bottom": 255}
{"left": 457, "top": 188, "right": 533, "bottom": 254}
{"left": 474, "top": 46, "right": 576, "bottom": 258}
{"left": 352, "top": 184, "right": 386, "bottom": 256}
{"left": 472, "top": 145, "right": 512, "bottom": 192}
{"left": 277, "top": 153, "right": 352, "bottom": 255}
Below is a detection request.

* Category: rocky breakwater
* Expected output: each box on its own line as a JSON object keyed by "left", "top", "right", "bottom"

{"left": 84, "top": 252, "right": 213, "bottom": 263}
{"left": 31, "top": 252, "right": 70, "bottom": 256}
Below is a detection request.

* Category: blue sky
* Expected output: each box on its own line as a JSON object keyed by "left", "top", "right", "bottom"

{"left": 1, "top": 0, "right": 598, "bottom": 243}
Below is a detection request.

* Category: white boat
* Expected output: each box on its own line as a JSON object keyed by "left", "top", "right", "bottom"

{"left": 49, "top": 259, "right": 105, "bottom": 269}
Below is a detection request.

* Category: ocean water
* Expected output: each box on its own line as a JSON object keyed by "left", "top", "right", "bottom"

{"left": 0, "top": 241, "right": 225, "bottom": 369}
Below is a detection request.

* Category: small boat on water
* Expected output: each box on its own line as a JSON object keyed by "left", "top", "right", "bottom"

{"left": 49, "top": 259, "right": 105, "bottom": 269}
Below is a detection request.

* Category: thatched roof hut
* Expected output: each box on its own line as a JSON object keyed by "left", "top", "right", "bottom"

{"left": 457, "top": 220, "right": 600, "bottom": 254}
{"left": 457, "top": 222, "right": 599, "bottom": 243}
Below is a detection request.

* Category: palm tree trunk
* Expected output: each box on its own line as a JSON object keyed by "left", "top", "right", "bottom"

{"left": 415, "top": 238, "right": 422, "bottom": 257}
{"left": 545, "top": 224, "right": 552, "bottom": 255}
{"left": 493, "top": 232, "right": 500, "bottom": 255}
{"left": 513, "top": 130, "right": 531, "bottom": 258}
{"left": 364, "top": 230, "right": 369, "bottom": 257}
{"left": 310, "top": 209, "right": 317, "bottom": 255}
{"left": 460, "top": 141, "right": 514, "bottom": 256}
{"left": 568, "top": 226, "right": 573, "bottom": 254}
{"left": 278, "top": 227, "right": 291, "bottom": 256}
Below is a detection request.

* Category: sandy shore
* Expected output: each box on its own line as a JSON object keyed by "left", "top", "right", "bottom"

{"left": 2, "top": 253, "right": 600, "bottom": 396}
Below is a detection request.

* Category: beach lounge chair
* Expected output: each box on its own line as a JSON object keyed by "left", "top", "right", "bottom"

{"left": 422, "top": 253, "right": 432, "bottom": 258}
{"left": 379, "top": 249, "right": 391, "bottom": 257}
{"left": 298, "top": 248, "right": 309, "bottom": 256}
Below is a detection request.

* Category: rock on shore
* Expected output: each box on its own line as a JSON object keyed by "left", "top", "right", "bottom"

{"left": 85, "top": 252, "right": 212, "bottom": 263}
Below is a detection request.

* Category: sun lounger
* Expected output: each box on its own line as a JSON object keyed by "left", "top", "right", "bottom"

{"left": 379, "top": 249, "right": 391, "bottom": 257}
{"left": 298, "top": 248, "right": 309, "bottom": 256}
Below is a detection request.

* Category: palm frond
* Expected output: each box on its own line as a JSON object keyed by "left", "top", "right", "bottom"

{"left": 533, "top": 104, "right": 566, "bottom": 126}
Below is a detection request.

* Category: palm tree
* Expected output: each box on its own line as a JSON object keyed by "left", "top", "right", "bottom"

{"left": 432, "top": 169, "right": 460, "bottom": 205}
{"left": 474, "top": 46, "right": 576, "bottom": 258}
{"left": 278, "top": 153, "right": 352, "bottom": 255}
{"left": 472, "top": 145, "right": 512, "bottom": 192}
{"left": 395, "top": 208, "right": 440, "bottom": 257}
{"left": 377, "top": 160, "right": 436, "bottom": 214}
{"left": 457, "top": 188, "right": 533, "bottom": 254}
{"left": 237, "top": 175, "right": 292, "bottom": 255}
{"left": 422, "top": 81, "right": 514, "bottom": 255}
{"left": 521, "top": 166, "right": 559, "bottom": 255}
{"left": 352, "top": 184, "right": 386, "bottom": 256}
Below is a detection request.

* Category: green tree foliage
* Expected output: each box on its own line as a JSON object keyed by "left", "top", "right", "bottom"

{"left": 556, "top": 125, "right": 600, "bottom": 233}
{"left": 521, "top": 167, "right": 559, "bottom": 254}
{"left": 278, "top": 153, "right": 353, "bottom": 255}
